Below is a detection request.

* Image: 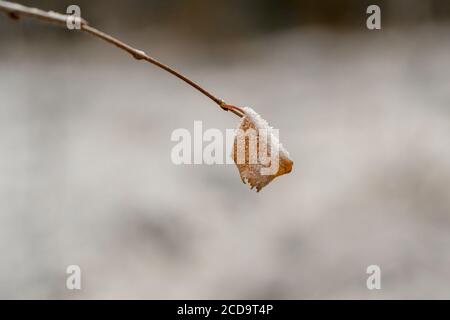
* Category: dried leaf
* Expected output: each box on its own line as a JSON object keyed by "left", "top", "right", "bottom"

{"left": 232, "top": 107, "right": 293, "bottom": 191}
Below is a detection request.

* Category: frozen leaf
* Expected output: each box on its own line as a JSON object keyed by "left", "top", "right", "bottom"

{"left": 232, "top": 107, "right": 293, "bottom": 192}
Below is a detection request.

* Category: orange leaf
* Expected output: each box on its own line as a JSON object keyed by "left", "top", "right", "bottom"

{"left": 232, "top": 107, "right": 293, "bottom": 192}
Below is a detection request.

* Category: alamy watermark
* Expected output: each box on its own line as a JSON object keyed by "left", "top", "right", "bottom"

{"left": 366, "top": 265, "right": 381, "bottom": 290}
{"left": 66, "top": 265, "right": 81, "bottom": 290}
{"left": 66, "top": 5, "right": 81, "bottom": 30}
{"left": 170, "top": 121, "right": 281, "bottom": 176}
{"left": 366, "top": 5, "right": 381, "bottom": 30}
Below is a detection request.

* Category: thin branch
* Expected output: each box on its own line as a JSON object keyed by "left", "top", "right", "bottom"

{"left": 0, "top": 0, "right": 245, "bottom": 118}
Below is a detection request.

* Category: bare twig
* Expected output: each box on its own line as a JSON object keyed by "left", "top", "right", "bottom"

{"left": 0, "top": 0, "right": 245, "bottom": 118}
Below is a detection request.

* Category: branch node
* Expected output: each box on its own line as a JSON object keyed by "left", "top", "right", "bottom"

{"left": 132, "top": 49, "right": 146, "bottom": 60}
{"left": 219, "top": 99, "right": 227, "bottom": 111}
{"left": 7, "top": 11, "right": 19, "bottom": 20}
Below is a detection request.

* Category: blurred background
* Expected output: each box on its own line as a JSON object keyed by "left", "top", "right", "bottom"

{"left": 1, "top": 0, "right": 450, "bottom": 299}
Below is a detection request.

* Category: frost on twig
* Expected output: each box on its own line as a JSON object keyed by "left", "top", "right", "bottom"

{"left": 232, "top": 107, "right": 293, "bottom": 192}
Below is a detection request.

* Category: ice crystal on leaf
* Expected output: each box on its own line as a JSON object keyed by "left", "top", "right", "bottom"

{"left": 232, "top": 107, "right": 293, "bottom": 192}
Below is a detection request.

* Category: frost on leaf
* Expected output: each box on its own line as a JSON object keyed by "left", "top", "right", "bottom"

{"left": 231, "top": 107, "right": 293, "bottom": 192}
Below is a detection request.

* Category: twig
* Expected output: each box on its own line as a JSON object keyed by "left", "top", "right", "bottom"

{"left": 0, "top": 0, "right": 245, "bottom": 118}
